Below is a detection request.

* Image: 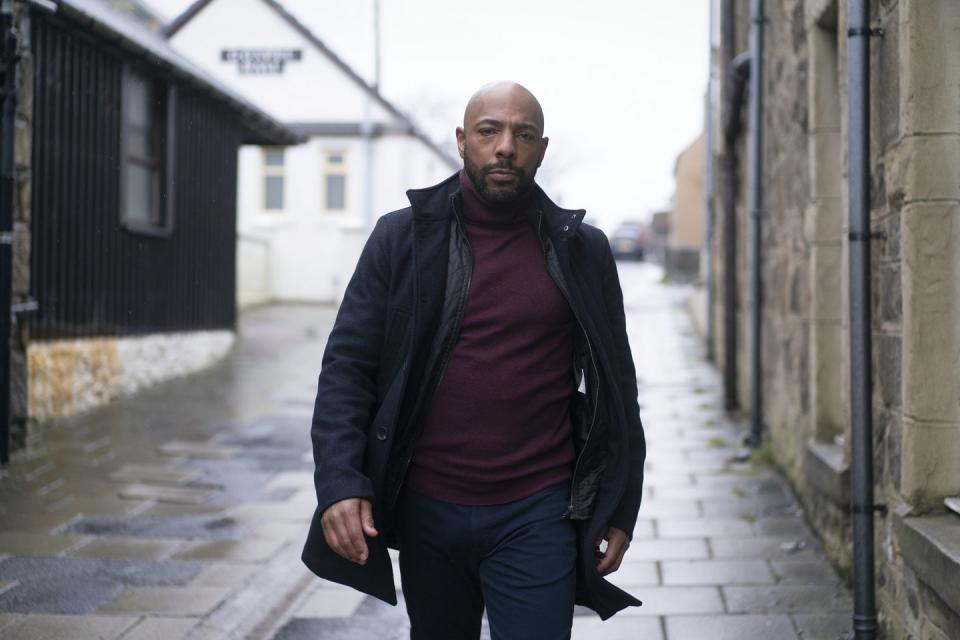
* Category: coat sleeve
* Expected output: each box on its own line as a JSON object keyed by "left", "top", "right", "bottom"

{"left": 597, "top": 237, "right": 646, "bottom": 539}
{"left": 310, "top": 216, "right": 391, "bottom": 517}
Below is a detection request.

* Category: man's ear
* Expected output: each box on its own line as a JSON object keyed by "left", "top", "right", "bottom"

{"left": 537, "top": 136, "right": 550, "bottom": 167}
{"left": 456, "top": 127, "right": 466, "bottom": 159}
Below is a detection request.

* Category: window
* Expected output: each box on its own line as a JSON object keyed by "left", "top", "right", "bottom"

{"left": 263, "top": 148, "right": 285, "bottom": 210}
{"left": 121, "top": 67, "right": 172, "bottom": 234}
{"left": 323, "top": 150, "right": 347, "bottom": 212}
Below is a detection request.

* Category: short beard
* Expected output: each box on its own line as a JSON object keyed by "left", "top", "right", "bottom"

{"left": 463, "top": 144, "right": 537, "bottom": 206}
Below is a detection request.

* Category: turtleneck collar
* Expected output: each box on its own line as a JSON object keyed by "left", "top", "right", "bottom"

{"left": 458, "top": 169, "right": 535, "bottom": 227}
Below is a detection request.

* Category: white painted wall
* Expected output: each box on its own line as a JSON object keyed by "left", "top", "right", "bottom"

{"left": 170, "top": 0, "right": 456, "bottom": 304}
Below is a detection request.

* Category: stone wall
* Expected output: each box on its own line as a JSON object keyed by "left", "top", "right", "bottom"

{"left": 27, "top": 331, "right": 235, "bottom": 423}
{"left": 709, "top": 0, "right": 960, "bottom": 637}
{"left": 9, "top": 1, "right": 33, "bottom": 449}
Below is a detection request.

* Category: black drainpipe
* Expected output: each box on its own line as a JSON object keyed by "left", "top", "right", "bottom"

{"left": 719, "top": 0, "right": 741, "bottom": 411}
{"left": 0, "top": 4, "right": 18, "bottom": 466}
{"left": 847, "top": 0, "right": 878, "bottom": 637}
{"left": 745, "top": 0, "right": 765, "bottom": 447}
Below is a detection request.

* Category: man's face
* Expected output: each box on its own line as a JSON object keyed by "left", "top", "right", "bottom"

{"left": 456, "top": 89, "right": 549, "bottom": 205}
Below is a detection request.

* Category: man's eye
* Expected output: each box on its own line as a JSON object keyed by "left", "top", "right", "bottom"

{"left": 518, "top": 132, "right": 535, "bottom": 141}
{"left": 479, "top": 129, "right": 496, "bottom": 136}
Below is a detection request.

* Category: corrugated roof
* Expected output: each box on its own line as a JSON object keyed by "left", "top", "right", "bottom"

{"left": 48, "top": 0, "right": 304, "bottom": 146}
{"left": 165, "top": 0, "right": 459, "bottom": 170}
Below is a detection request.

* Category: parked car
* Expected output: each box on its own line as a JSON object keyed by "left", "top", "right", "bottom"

{"left": 610, "top": 222, "right": 648, "bottom": 261}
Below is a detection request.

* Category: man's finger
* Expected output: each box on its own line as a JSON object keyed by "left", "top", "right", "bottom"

{"left": 597, "top": 528, "right": 630, "bottom": 575}
{"left": 360, "top": 500, "right": 379, "bottom": 537}
{"left": 342, "top": 503, "right": 369, "bottom": 564}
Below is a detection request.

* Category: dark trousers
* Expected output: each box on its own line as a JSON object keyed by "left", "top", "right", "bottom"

{"left": 396, "top": 484, "right": 577, "bottom": 640}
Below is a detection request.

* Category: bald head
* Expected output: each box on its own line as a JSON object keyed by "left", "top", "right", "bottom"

{"left": 456, "top": 81, "right": 549, "bottom": 206}
{"left": 463, "top": 81, "right": 545, "bottom": 136}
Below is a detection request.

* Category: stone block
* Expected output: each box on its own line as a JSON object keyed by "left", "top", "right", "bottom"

{"left": 874, "top": 333, "right": 902, "bottom": 410}
{"left": 810, "top": 131, "right": 843, "bottom": 200}
{"left": 811, "top": 242, "right": 843, "bottom": 321}
{"left": 887, "top": 136, "right": 960, "bottom": 205}
{"left": 805, "top": 439, "right": 849, "bottom": 507}
{"left": 901, "top": 203, "right": 960, "bottom": 423}
{"left": 895, "top": 515, "right": 960, "bottom": 620}
{"left": 874, "top": 263, "right": 902, "bottom": 327}
{"left": 900, "top": 417, "right": 960, "bottom": 502}
{"left": 11, "top": 223, "right": 30, "bottom": 297}
{"left": 876, "top": 3, "right": 901, "bottom": 150}
{"left": 901, "top": 1, "right": 960, "bottom": 135}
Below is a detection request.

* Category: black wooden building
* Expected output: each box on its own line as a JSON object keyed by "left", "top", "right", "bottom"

{"left": 0, "top": 0, "right": 302, "bottom": 461}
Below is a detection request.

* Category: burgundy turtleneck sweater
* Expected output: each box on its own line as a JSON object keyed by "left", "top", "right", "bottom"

{"left": 405, "top": 171, "right": 576, "bottom": 505}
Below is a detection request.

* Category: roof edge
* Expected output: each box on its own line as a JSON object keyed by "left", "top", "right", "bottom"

{"left": 164, "top": 0, "right": 457, "bottom": 169}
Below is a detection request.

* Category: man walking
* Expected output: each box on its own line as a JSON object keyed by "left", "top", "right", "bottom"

{"left": 302, "top": 81, "right": 646, "bottom": 639}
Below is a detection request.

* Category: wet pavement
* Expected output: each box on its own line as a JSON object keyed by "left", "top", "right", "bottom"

{"left": 0, "top": 262, "right": 853, "bottom": 639}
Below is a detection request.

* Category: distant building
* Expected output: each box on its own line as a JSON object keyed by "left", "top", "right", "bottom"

{"left": 165, "top": 0, "right": 459, "bottom": 305}
{"left": 666, "top": 133, "right": 705, "bottom": 280}
{"left": 1, "top": 0, "right": 301, "bottom": 458}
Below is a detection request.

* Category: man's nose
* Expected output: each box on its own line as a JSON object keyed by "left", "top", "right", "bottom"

{"left": 494, "top": 132, "right": 516, "bottom": 158}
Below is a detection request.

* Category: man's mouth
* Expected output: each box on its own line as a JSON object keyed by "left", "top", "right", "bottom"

{"left": 487, "top": 168, "right": 517, "bottom": 179}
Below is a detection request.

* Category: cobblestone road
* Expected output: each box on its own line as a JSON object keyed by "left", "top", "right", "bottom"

{"left": 0, "top": 262, "right": 852, "bottom": 639}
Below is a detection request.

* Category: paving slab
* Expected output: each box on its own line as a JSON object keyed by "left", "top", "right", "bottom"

{"left": 108, "top": 464, "right": 202, "bottom": 485}
{"left": 571, "top": 615, "right": 664, "bottom": 639}
{"left": 615, "top": 586, "right": 725, "bottom": 616}
{"left": 0, "top": 612, "right": 138, "bottom": 640}
{"left": 172, "top": 538, "right": 288, "bottom": 563}
{"left": 121, "top": 617, "right": 200, "bottom": 640}
{"left": 606, "top": 561, "right": 658, "bottom": 587}
{"left": 97, "top": 585, "right": 231, "bottom": 617}
{"left": 665, "top": 614, "right": 798, "bottom": 640}
{"left": 791, "top": 613, "right": 852, "bottom": 639}
{"left": 157, "top": 441, "right": 242, "bottom": 459}
{"left": 661, "top": 559, "right": 774, "bottom": 585}
{"left": 657, "top": 517, "right": 755, "bottom": 538}
{"left": 709, "top": 536, "right": 821, "bottom": 559}
{"left": 117, "top": 483, "right": 220, "bottom": 505}
{"left": 724, "top": 585, "right": 853, "bottom": 614}
{"left": 0, "top": 531, "right": 88, "bottom": 556}
{"left": 69, "top": 537, "right": 182, "bottom": 560}
{"left": 187, "top": 562, "right": 258, "bottom": 587}
{"left": 292, "top": 586, "right": 368, "bottom": 617}
{"left": 630, "top": 538, "right": 710, "bottom": 560}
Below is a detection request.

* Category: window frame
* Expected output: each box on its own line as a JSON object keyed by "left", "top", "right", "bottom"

{"left": 321, "top": 149, "right": 348, "bottom": 213}
{"left": 119, "top": 63, "right": 176, "bottom": 238}
{"left": 262, "top": 147, "right": 287, "bottom": 213}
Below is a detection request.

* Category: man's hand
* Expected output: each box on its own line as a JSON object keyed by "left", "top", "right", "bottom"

{"left": 321, "top": 498, "right": 378, "bottom": 565}
{"left": 594, "top": 526, "right": 630, "bottom": 575}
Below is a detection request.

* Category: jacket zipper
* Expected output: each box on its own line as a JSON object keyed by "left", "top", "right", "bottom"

{"left": 537, "top": 211, "right": 600, "bottom": 519}
{"left": 387, "top": 194, "right": 473, "bottom": 510}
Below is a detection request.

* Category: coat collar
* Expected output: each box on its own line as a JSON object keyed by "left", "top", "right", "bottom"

{"left": 406, "top": 171, "right": 587, "bottom": 241}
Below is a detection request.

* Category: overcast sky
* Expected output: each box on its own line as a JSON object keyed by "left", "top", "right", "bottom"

{"left": 147, "top": 0, "right": 709, "bottom": 232}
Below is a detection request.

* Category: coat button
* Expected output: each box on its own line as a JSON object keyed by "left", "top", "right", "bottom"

{"left": 376, "top": 428, "right": 388, "bottom": 441}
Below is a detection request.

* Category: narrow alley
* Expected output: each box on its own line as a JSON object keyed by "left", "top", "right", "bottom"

{"left": 0, "top": 261, "right": 851, "bottom": 639}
